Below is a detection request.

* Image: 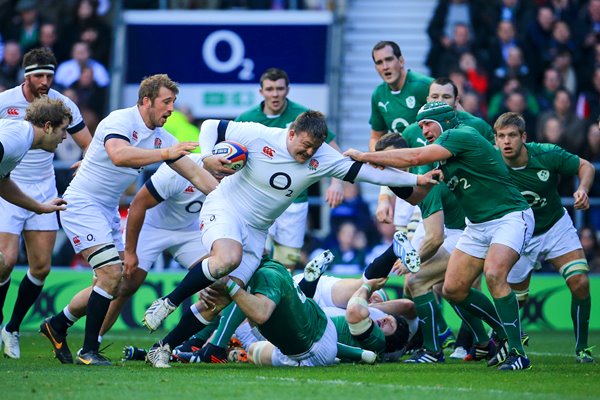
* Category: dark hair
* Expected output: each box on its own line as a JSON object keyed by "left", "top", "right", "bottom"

{"left": 289, "top": 110, "right": 328, "bottom": 143}
{"left": 372, "top": 41, "right": 402, "bottom": 61}
{"left": 494, "top": 112, "right": 526, "bottom": 134}
{"left": 375, "top": 132, "right": 407, "bottom": 151}
{"left": 384, "top": 316, "right": 410, "bottom": 353}
{"left": 431, "top": 77, "right": 459, "bottom": 98}
{"left": 22, "top": 47, "right": 57, "bottom": 68}
{"left": 260, "top": 68, "right": 289, "bottom": 87}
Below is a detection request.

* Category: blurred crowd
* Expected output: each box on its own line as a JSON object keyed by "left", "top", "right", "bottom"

{"left": 1, "top": 0, "right": 600, "bottom": 273}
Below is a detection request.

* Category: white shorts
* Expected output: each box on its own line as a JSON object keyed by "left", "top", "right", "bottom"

{"left": 321, "top": 305, "right": 387, "bottom": 322}
{"left": 130, "top": 224, "right": 207, "bottom": 272}
{"left": 268, "top": 201, "right": 308, "bottom": 248}
{"left": 292, "top": 274, "right": 340, "bottom": 309}
{"left": 0, "top": 178, "right": 59, "bottom": 233}
{"left": 60, "top": 194, "right": 124, "bottom": 253}
{"left": 456, "top": 209, "right": 534, "bottom": 259}
{"left": 393, "top": 199, "right": 416, "bottom": 227}
{"left": 200, "top": 197, "right": 268, "bottom": 285}
{"left": 411, "top": 223, "right": 463, "bottom": 255}
{"left": 271, "top": 317, "right": 338, "bottom": 367}
{"left": 508, "top": 211, "right": 581, "bottom": 284}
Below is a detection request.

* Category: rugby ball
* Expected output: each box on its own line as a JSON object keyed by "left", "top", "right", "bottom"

{"left": 212, "top": 140, "right": 248, "bottom": 171}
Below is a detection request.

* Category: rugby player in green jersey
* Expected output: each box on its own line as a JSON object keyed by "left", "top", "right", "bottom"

{"left": 370, "top": 41, "right": 434, "bottom": 234}
{"left": 235, "top": 67, "right": 343, "bottom": 271}
{"left": 345, "top": 101, "right": 535, "bottom": 371}
{"left": 495, "top": 112, "right": 595, "bottom": 364}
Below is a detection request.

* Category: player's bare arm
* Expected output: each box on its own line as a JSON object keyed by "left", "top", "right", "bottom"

{"left": 123, "top": 185, "right": 160, "bottom": 279}
{"left": 574, "top": 158, "right": 595, "bottom": 210}
{"left": 419, "top": 210, "right": 445, "bottom": 263}
{"left": 369, "top": 129, "right": 385, "bottom": 152}
{"left": 227, "top": 278, "right": 276, "bottom": 325}
{"left": 0, "top": 176, "right": 66, "bottom": 214}
{"left": 68, "top": 126, "right": 93, "bottom": 173}
{"left": 169, "top": 155, "right": 218, "bottom": 195}
{"left": 344, "top": 144, "right": 451, "bottom": 169}
{"left": 105, "top": 137, "right": 197, "bottom": 168}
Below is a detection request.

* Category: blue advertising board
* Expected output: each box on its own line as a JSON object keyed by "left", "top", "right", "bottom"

{"left": 119, "top": 11, "right": 332, "bottom": 117}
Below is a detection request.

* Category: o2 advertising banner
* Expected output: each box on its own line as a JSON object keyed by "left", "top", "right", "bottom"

{"left": 120, "top": 11, "right": 332, "bottom": 118}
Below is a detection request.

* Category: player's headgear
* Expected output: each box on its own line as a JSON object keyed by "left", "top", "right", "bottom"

{"left": 384, "top": 316, "right": 410, "bottom": 353}
{"left": 416, "top": 101, "right": 459, "bottom": 133}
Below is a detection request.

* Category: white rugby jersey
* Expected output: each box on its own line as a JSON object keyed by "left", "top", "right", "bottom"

{"left": 0, "top": 120, "right": 33, "bottom": 179}
{"left": 143, "top": 154, "right": 206, "bottom": 231}
{"left": 65, "top": 105, "right": 177, "bottom": 208}
{"left": 0, "top": 85, "right": 85, "bottom": 183}
{"left": 199, "top": 120, "right": 418, "bottom": 230}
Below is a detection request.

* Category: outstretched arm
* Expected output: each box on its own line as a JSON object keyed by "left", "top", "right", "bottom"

{"left": 345, "top": 144, "right": 452, "bottom": 169}
{"left": 574, "top": 158, "right": 595, "bottom": 210}
{"left": 0, "top": 176, "right": 66, "bottom": 213}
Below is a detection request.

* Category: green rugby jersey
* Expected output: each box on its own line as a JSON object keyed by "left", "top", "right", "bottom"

{"left": 419, "top": 183, "right": 466, "bottom": 230}
{"left": 248, "top": 257, "right": 327, "bottom": 356}
{"left": 505, "top": 142, "right": 579, "bottom": 235}
{"left": 235, "top": 99, "right": 335, "bottom": 203}
{"left": 331, "top": 315, "right": 386, "bottom": 355}
{"left": 434, "top": 124, "right": 529, "bottom": 223}
{"left": 369, "top": 70, "right": 433, "bottom": 134}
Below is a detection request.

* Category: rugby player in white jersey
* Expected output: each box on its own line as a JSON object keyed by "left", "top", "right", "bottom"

{"left": 39, "top": 74, "right": 218, "bottom": 366}
{"left": 142, "top": 110, "right": 442, "bottom": 363}
{"left": 0, "top": 48, "right": 93, "bottom": 358}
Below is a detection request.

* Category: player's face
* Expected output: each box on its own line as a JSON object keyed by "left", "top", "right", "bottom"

{"left": 260, "top": 78, "right": 289, "bottom": 116}
{"left": 419, "top": 120, "right": 442, "bottom": 143}
{"left": 428, "top": 83, "right": 457, "bottom": 109}
{"left": 376, "top": 315, "right": 398, "bottom": 336}
{"left": 495, "top": 125, "right": 526, "bottom": 160}
{"left": 147, "top": 87, "right": 176, "bottom": 129}
{"left": 41, "top": 118, "right": 69, "bottom": 152}
{"left": 373, "top": 45, "right": 404, "bottom": 91}
{"left": 25, "top": 72, "right": 54, "bottom": 97}
{"left": 287, "top": 130, "right": 323, "bottom": 163}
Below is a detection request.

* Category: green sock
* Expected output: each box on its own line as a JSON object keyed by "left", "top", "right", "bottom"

{"left": 450, "top": 302, "right": 491, "bottom": 345}
{"left": 414, "top": 292, "right": 439, "bottom": 352}
{"left": 457, "top": 288, "right": 505, "bottom": 336}
{"left": 572, "top": 295, "right": 591, "bottom": 352}
{"left": 435, "top": 298, "right": 450, "bottom": 333}
{"left": 210, "top": 303, "right": 246, "bottom": 348}
{"left": 493, "top": 291, "right": 525, "bottom": 354}
{"left": 336, "top": 342, "right": 367, "bottom": 362}
{"left": 191, "top": 318, "right": 219, "bottom": 341}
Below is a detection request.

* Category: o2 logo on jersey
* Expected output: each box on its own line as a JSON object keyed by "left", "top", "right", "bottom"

{"left": 269, "top": 172, "right": 294, "bottom": 197}
{"left": 202, "top": 30, "right": 254, "bottom": 81}
{"left": 521, "top": 190, "right": 547, "bottom": 208}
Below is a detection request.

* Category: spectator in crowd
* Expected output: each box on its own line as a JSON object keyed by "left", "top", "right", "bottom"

{"left": 487, "top": 20, "right": 525, "bottom": 76}
{"left": 536, "top": 67, "right": 562, "bottom": 112}
{"left": 329, "top": 221, "right": 368, "bottom": 275}
{"left": 491, "top": 45, "right": 531, "bottom": 93}
{"left": 551, "top": 48, "right": 577, "bottom": 95}
{"left": 68, "top": 65, "right": 106, "bottom": 119}
{"left": 489, "top": 0, "right": 535, "bottom": 41}
{"left": 329, "top": 182, "right": 377, "bottom": 247}
{"left": 0, "top": 41, "right": 22, "bottom": 88}
{"left": 436, "top": 22, "right": 478, "bottom": 77}
{"left": 578, "top": 42, "right": 600, "bottom": 91}
{"left": 579, "top": 226, "right": 600, "bottom": 272}
{"left": 425, "top": 0, "right": 486, "bottom": 77}
{"left": 549, "top": 20, "right": 579, "bottom": 63}
{"left": 365, "top": 219, "right": 395, "bottom": 266}
{"left": 460, "top": 90, "right": 485, "bottom": 118}
{"left": 537, "top": 87, "right": 585, "bottom": 155}
{"left": 525, "top": 5, "right": 556, "bottom": 82}
{"left": 5, "top": 0, "right": 43, "bottom": 53}
{"left": 487, "top": 77, "right": 539, "bottom": 122}
{"left": 500, "top": 89, "right": 537, "bottom": 134}
{"left": 62, "top": 0, "right": 112, "bottom": 65}
{"left": 577, "top": 0, "right": 600, "bottom": 68}
{"left": 38, "top": 22, "right": 71, "bottom": 64}
{"left": 55, "top": 41, "right": 109, "bottom": 89}
{"left": 457, "top": 52, "right": 488, "bottom": 98}
{"left": 582, "top": 121, "right": 600, "bottom": 164}
{"left": 576, "top": 67, "right": 600, "bottom": 122}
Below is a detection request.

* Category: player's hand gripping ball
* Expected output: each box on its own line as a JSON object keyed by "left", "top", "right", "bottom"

{"left": 212, "top": 141, "right": 248, "bottom": 171}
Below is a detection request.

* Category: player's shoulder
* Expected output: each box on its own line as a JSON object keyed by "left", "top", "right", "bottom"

{"left": 235, "top": 104, "right": 264, "bottom": 121}
{"left": 284, "top": 99, "right": 309, "bottom": 115}
{"left": 526, "top": 142, "right": 570, "bottom": 159}
{"left": 0, "top": 85, "right": 24, "bottom": 107}
{"left": 406, "top": 69, "right": 434, "bottom": 85}
{"left": 371, "top": 81, "right": 390, "bottom": 97}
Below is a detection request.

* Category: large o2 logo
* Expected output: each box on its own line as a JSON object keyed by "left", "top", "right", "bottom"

{"left": 202, "top": 30, "right": 254, "bottom": 80}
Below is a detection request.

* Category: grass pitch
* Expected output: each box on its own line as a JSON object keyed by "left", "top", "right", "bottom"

{"left": 2, "top": 330, "right": 599, "bottom": 400}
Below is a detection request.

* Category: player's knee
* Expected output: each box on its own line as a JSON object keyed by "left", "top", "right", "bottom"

{"left": 567, "top": 273, "right": 590, "bottom": 299}
{"left": 442, "top": 283, "right": 466, "bottom": 302}
{"left": 249, "top": 341, "right": 270, "bottom": 366}
{"left": 29, "top": 264, "right": 51, "bottom": 280}
{"left": 212, "top": 252, "right": 242, "bottom": 277}
{"left": 0, "top": 250, "right": 17, "bottom": 274}
{"left": 483, "top": 267, "right": 507, "bottom": 290}
{"left": 405, "top": 275, "right": 427, "bottom": 297}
